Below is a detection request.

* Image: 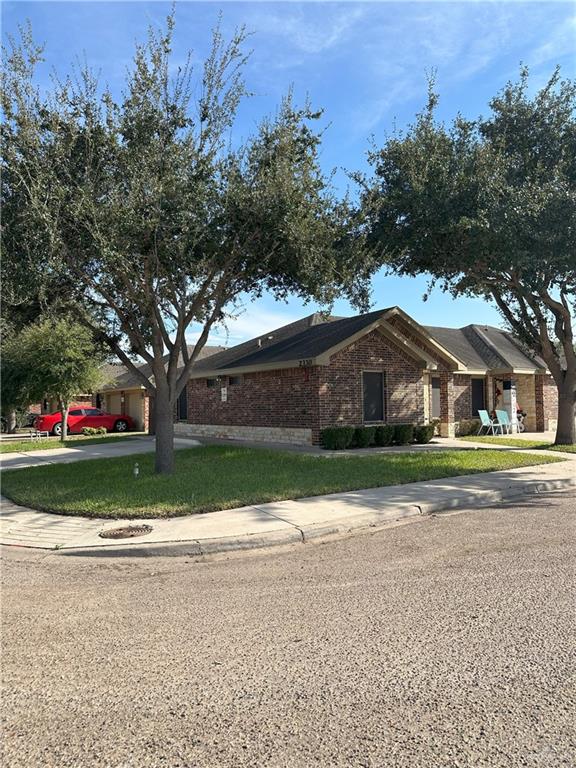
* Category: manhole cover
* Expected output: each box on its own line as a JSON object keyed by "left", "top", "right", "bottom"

{"left": 99, "top": 524, "right": 153, "bottom": 540}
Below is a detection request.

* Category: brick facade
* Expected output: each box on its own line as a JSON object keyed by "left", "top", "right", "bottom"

{"left": 535, "top": 374, "right": 558, "bottom": 431}
{"left": 185, "top": 329, "right": 427, "bottom": 444}
{"left": 318, "top": 329, "right": 424, "bottom": 434}
{"left": 453, "top": 375, "right": 472, "bottom": 421}
{"left": 186, "top": 366, "right": 322, "bottom": 439}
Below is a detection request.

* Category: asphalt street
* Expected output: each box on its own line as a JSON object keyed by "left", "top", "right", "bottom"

{"left": 2, "top": 492, "right": 575, "bottom": 768}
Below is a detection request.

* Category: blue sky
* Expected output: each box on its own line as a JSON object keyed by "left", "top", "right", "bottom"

{"left": 3, "top": 1, "right": 575, "bottom": 346}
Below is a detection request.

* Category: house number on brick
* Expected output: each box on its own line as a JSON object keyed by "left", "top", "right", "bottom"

{"left": 221, "top": 387, "right": 228, "bottom": 402}
{"left": 299, "top": 359, "right": 313, "bottom": 367}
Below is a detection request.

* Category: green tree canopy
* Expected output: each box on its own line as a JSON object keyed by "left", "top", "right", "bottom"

{"left": 2, "top": 14, "right": 368, "bottom": 472}
{"left": 15, "top": 318, "right": 106, "bottom": 440}
{"left": 359, "top": 68, "right": 576, "bottom": 444}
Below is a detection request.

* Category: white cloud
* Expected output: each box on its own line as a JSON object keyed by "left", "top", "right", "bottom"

{"left": 186, "top": 305, "right": 306, "bottom": 347}
{"left": 248, "top": 5, "right": 366, "bottom": 57}
{"left": 528, "top": 14, "right": 576, "bottom": 69}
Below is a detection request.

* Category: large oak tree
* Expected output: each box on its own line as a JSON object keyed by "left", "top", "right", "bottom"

{"left": 359, "top": 69, "right": 576, "bottom": 444}
{"left": 2, "top": 15, "right": 368, "bottom": 473}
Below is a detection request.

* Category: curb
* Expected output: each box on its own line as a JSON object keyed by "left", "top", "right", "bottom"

{"left": 46, "top": 474, "right": 576, "bottom": 558}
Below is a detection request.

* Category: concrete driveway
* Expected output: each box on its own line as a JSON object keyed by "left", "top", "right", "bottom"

{"left": 0, "top": 436, "right": 200, "bottom": 470}
{"left": 2, "top": 491, "right": 574, "bottom": 768}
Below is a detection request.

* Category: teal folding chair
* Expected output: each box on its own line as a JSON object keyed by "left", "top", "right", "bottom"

{"left": 477, "top": 410, "right": 501, "bottom": 435}
{"left": 496, "top": 410, "right": 512, "bottom": 434}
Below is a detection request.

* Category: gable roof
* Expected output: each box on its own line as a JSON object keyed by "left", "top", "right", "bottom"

{"left": 426, "top": 324, "right": 545, "bottom": 372}
{"left": 99, "top": 309, "right": 547, "bottom": 392}
{"left": 99, "top": 345, "right": 225, "bottom": 392}
{"left": 193, "top": 309, "right": 394, "bottom": 373}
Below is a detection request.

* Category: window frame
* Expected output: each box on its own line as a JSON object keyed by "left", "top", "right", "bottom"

{"left": 361, "top": 370, "right": 387, "bottom": 424}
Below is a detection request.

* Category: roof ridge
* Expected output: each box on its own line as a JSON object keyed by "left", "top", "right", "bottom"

{"left": 465, "top": 325, "right": 510, "bottom": 369}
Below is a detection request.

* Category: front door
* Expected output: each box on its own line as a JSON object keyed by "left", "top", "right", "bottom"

{"left": 471, "top": 379, "right": 485, "bottom": 418}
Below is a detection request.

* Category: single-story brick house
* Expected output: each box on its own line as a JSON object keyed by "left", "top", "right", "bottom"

{"left": 97, "top": 306, "right": 558, "bottom": 445}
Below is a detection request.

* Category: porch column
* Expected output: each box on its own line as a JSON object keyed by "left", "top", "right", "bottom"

{"left": 439, "top": 371, "right": 455, "bottom": 437}
{"left": 486, "top": 375, "right": 494, "bottom": 412}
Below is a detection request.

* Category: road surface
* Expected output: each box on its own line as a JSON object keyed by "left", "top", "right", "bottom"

{"left": 2, "top": 492, "right": 575, "bottom": 767}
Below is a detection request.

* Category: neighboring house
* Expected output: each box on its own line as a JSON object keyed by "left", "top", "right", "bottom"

{"left": 93, "top": 306, "right": 559, "bottom": 444}
{"left": 29, "top": 395, "right": 93, "bottom": 417}
{"left": 95, "top": 347, "right": 225, "bottom": 433}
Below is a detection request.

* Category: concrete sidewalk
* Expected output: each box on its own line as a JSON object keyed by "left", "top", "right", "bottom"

{"left": 1, "top": 454, "right": 574, "bottom": 556}
{"left": 0, "top": 436, "right": 200, "bottom": 470}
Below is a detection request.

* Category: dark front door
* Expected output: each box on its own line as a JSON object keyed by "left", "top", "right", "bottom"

{"left": 363, "top": 372, "right": 385, "bottom": 422}
{"left": 431, "top": 377, "right": 441, "bottom": 419}
{"left": 471, "top": 378, "right": 485, "bottom": 417}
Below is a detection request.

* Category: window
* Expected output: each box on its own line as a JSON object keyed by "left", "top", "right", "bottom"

{"left": 228, "top": 375, "right": 242, "bottom": 386}
{"left": 206, "top": 378, "right": 217, "bottom": 388}
{"left": 177, "top": 389, "right": 188, "bottom": 421}
{"left": 363, "top": 372, "right": 386, "bottom": 422}
{"left": 431, "top": 377, "right": 441, "bottom": 419}
{"left": 471, "top": 378, "right": 485, "bottom": 417}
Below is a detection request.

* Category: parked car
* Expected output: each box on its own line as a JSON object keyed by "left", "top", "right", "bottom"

{"left": 34, "top": 407, "right": 135, "bottom": 436}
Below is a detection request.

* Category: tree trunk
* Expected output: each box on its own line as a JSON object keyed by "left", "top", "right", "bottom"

{"left": 60, "top": 402, "right": 69, "bottom": 442}
{"left": 154, "top": 392, "right": 174, "bottom": 474}
{"left": 6, "top": 409, "right": 17, "bottom": 434}
{"left": 554, "top": 384, "right": 576, "bottom": 445}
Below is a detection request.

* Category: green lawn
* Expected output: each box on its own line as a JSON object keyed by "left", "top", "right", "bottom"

{"left": 1, "top": 445, "right": 563, "bottom": 519}
{"left": 0, "top": 433, "right": 144, "bottom": 454}
{"left": 458, "top": 436, "right": 576, "bottom": 453}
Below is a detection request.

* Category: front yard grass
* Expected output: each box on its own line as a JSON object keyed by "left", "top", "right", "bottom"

{"left": 0, "top": 433, "right": 145, "bottom": 454}
{"left": 1, "top": 445, "right": 563, "bottom": 519}
{"left": 458, "top": 436, "right": 576, "bottom": 453}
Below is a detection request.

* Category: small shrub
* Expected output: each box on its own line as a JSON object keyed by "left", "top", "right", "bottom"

{"left": 81, "top": 426, "right": 108, "bottom": 436}
{"left": 353, "top": 426, "right": 376, "bottom": 448}
{"left": 414, "top": 424, "right": 435, "bottom": 444}
{"left": 320, "top": 426, "right": 355, "bottom": 450}
{"left": 374, "top": 425, "right": 395, "bottom": 447}
{"left": 393, "top": 423, "right": 414, "bottom": 445}
{"left": 456, "top": 419, "right": 481, "bottom": 437}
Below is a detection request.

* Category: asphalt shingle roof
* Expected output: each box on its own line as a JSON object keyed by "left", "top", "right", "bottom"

{"left": 99, "top": 345, "right": 225, "bottom": 391}
{"left": 424, "top": 327, "right": 489, "bottom": 370}
{"left": 204, "top": 309, "right": 393, "bottom": 371}
{"left": 425, "top": 324, "right": 544, "bottom": 371}
{"left": 100, "top": 310, "right": 545, "bottom": 391}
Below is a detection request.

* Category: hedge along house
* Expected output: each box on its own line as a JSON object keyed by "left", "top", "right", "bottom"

{"left": 175, "top": 307, "right": 557, "bottom": 445}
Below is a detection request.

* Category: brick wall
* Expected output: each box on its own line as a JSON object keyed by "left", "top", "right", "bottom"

{"left": 515, "top": 374, "right": 537, "bottom": 431}
{"left": 535, "top": 375, "right": 558, "bottom": 431}
{"left": 453, "top": 375, "right": 472, "bottom": 421}
{"left": 319, "top": 329, "right": 425, "bottom": 431}
{"left": 543, "top": 377, "right": 559, "bottom": 430}
{"left": 186, "top": 366, "right": 322, "bottom": 438}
